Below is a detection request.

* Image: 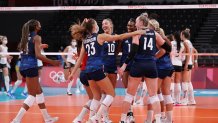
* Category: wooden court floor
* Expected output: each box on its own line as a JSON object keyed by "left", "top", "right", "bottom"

{"left": 0, "top": 95, "right": 218, "bottom": 123}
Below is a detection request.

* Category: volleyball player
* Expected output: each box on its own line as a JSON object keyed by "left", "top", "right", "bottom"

{"left": 62, "top": 39, "right": 80, "bottom": 95}
{"left": 149, "top": 19, "right": 174, "bottom": 123}
{"left": 11, "top": 19, "right": 60, "bottom": 123}
{"left": 0, "top": 36, "right": 12, "bottom": 95}
{"left": 8, "top": 55, "right": 28, "bottom": 99}
{"left": 120, "top": 18, "right": 137, "bottom": 122}
{"left": 180, "top": 29, "right": 194, "bottom": 105}
{"left": 171, "top": 31, "right": 184, "bottom": 104}
{"left": 119, "top": 15, "right": 171, "bottom": 123}
{"left": 68, "top": 18, "right": 145, "bottom": 123}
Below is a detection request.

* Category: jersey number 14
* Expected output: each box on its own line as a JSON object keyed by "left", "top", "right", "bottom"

{"left": 143, "top": 37, "right": 153, "bottom": 50}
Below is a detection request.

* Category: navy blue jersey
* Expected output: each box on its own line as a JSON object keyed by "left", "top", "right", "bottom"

{"left": 83, "top": 33, "right": 104, "bottom": 73}
{"left": 120, "top": 37, "right": 132, "bottom": 64}
{"left": 157, "top": 53, "right": 174, "bottom": 70}
{"left": 20, "top": 32, "right": 38, "bottom": 71}
{"left": 102, "top": 34, "right": 118, "bottom": 67}
{"left": 134, "top": 29, "right": 157, "bottom": 61}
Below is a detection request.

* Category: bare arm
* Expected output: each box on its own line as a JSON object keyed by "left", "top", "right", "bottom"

{"left": 97, "top": 30, "right": 145, "bottom": 45}
{"left": 34, "top": 35, "right": 59, "bottom": 66}
{"left": 183, "top": 41, "right": 190, "bottom": 68}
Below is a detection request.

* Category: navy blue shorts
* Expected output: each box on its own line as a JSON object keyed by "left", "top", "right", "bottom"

{"left": 20, "top": 68, "right": 38, "bottom": 78}
{"left": 80, "top": 71, "right": 89, "bottom": 86}
{"left": 104, "top": 65, "right": 117, "bottom": 74}
{"left": 130, "top": 61, "right": 157, "bottom": 78}
{"left": 158, "top": 69, "right": 174, "bottom": 79}
{"left": 87, "top": 69, "right": 106, "bottom": 81}
{"left": 173, "top": 65, "right": 182, "bottom": 72}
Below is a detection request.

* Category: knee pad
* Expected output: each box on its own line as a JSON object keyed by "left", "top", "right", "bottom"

{"left": 36, "top": 93, "right": 45, "bottom": 104}
{"left": 124, "top": 93, "right": 134, "bottom": 103}
{"left": 24, "top": 95, "right": 35, "bottom": 107}
{"left": 15, "top": 80, "right": 22, "bottom": 86}
{"left": 158, "top": 93, "right": 164, "bottom": 102}
{"left": 182, "top": 82, "right": 188, "bottom": 91}
{"left": 163, "top": 95, "right": 173, "bottom": 104}
{"left": 102, "top": 95, "right": 114, "bottom": 107}
{"left": 148, "top": 95, "right": 159, "bottom": 104}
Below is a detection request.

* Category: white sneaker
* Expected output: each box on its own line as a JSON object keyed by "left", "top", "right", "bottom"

{"left": 75, "top": 89, "right": 81, "bottom": 94}
{"left": 11, "top": 120, "right": 20, "bottom": 123}
{"left": 45, "top": 117, "right": 59, "bottom": 123}
{"left": 87, "top": 115, "right": 100, "bottom": 123}
{"left": 102, "top": 116, "right": 112, "bottom": 123}
{"left": 67, "top": 91, "right": 72, "bottom": 95}
{"left": 72, "top": 117, "right": 82, "bottom": 123}
{"left": 188, "top": 100, "right": 196, "bottom": 105}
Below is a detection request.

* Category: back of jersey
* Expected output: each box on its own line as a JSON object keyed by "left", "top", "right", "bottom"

{"left": 134, "top": 29, "right": 157, "bottom": 61}
{"left": 83, "top": 33, "right": 104, "bottom": 73}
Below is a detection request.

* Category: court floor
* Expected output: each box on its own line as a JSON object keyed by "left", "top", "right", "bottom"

{"left": 1, "top": 88, "right": 218, "bottom": 123}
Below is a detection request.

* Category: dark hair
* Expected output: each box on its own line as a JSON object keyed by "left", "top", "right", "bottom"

{"left": 18, "top": 19, "right": 39, "bottom": 52}
{"left": 181, "top": 28, "right": 190, "bottom": 40}
{"left": 166, "top": 34, "right": 173, "bottom": 41}
{"left": 129, "top": 18, "right": 135, "bottom": 23}
{"left": 173, "top": 31, "right": 181, "bottom": 52}
{"left": 71, "top": 18, "right": 96, "bottom": 41}
{"left": 137, "top": 15, "right": 149, "bottom": 27}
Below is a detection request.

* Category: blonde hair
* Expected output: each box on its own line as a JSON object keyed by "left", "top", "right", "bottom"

{"left": 149, "top": 19, "right": 160, "bottom": 31}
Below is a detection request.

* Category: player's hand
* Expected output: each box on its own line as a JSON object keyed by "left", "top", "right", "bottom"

{"left": 51, "top": 60, "right": 61, "bottom": 66}
{"left": 66, "top": 62, "right": 70, "bottom": 67}
{"left": 72, "top": 53, "right": 78, "bottom": 60}
{"left": 118, "top": 64, "right": 127, "bottom": 76}
{"left": 184, "top": 64, "right": 188, "bottom": 71}
{"left": 41, "top": 44, "right": 48, "bottom": 49}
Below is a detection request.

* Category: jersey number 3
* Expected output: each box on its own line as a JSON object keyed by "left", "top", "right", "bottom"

{"left": 86, "top": 42, "right": 96, "bottom": 56}
{"left": 143, "top": 37, "right": 153, "bottom": 50}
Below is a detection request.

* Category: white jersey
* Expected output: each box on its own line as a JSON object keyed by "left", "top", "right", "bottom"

{"left": 0, "top": 45, "right": 8, "bottom": 64}
{"left": 171, "top": 41, "right": 184, "bottom": 66}
{"left": 184, "top": 40, "right": 193, "bottom": 65}
{"left": 66, "top": 46, "right": 77, "bottom": 64}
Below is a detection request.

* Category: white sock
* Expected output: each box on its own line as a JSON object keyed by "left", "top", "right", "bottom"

{"left": 174, "top": 83, "right": 181, "bottom": 103}
{"left": 11, "top": 80, "right": 22, "bottom": 93}
{"left": 166, "top": 111, "right": 173, "bottom": 122}
{"left": 76, "top": 78, "right": 80, "bottom": 90}
{"left": 170, "top": 82, "right": 175, "bottom": 100}
{"left": 182, "top": 82, "right": 188, "bottom": 101}
{"left": 154, "top": 113, "right": 161, "bottom": 123}
{"left": 89, "top": 99, "right": 100, "bottom": 118}
{"left": 77, "top": 100, "right": 92, "bottom": 120}
{"left": 96, "top": 95, "right": 114, "bottom": 118}
{"left": 23, "top": 84, "right": 28, "bottom": 93}
{"left": 121, "top": 113, "right": 127, "bottom": 121}
{"left": 188, "top": 82, "right": 195, "bottom": 102}
{"left": 161, "top": 112, "right": 165, "bottom": 118}
{"left": 146, "top": 110, "right": 153, "bottom": 123}
{"left": 4, "top": 76, "right": 10, "bottom": 92}
{"left": 14, "top": 108, "right": 26, "bottom": 122}
{"left": 67, "top": 80, "right": 73, "bottom": 92}
{"left": 100, "top": 93, "right": 106, "bottom": 102}
{"left": 40, "top": 109, "right": 50, "bottom": 120}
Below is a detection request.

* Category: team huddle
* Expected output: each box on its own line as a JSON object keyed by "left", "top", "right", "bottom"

{"left": 9, "top": 12, "right": 198, "bottom": 123}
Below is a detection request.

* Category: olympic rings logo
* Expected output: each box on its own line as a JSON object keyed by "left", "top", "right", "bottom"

{"left": 49, "top": 71, "right": 66, "bottom": 84}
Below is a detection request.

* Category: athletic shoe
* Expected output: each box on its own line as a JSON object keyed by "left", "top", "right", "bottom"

{"left": 45, "top": 116, "right": 59, "bottom": 123}
{"left": 67, "top": 91, "right": 72, "bottom": 95}
{"left": 7, "top": 91, "right": 15, "bottom": 99}
{"left": 119, "top": 121, "right": 126, "bottom": 123}
{"left": 75, "top": 89, "right": 81, "bottom": 94}
{"left": 188, "top": 100, "right": 196, "bottom": 105}
{"left": 21, "top": 92, "right": 28, "bottom": 97}
{"left": 72, "top": 117, "right": 82, "bottom": 123}
{"left": 11, "top": 120, "right": 20, "bottom": 123}
{"left": 87, "top": 115, "right": 100, "bottom": 123}
{"left": 127, "top": 112, "right": 135, "bottom": 123}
